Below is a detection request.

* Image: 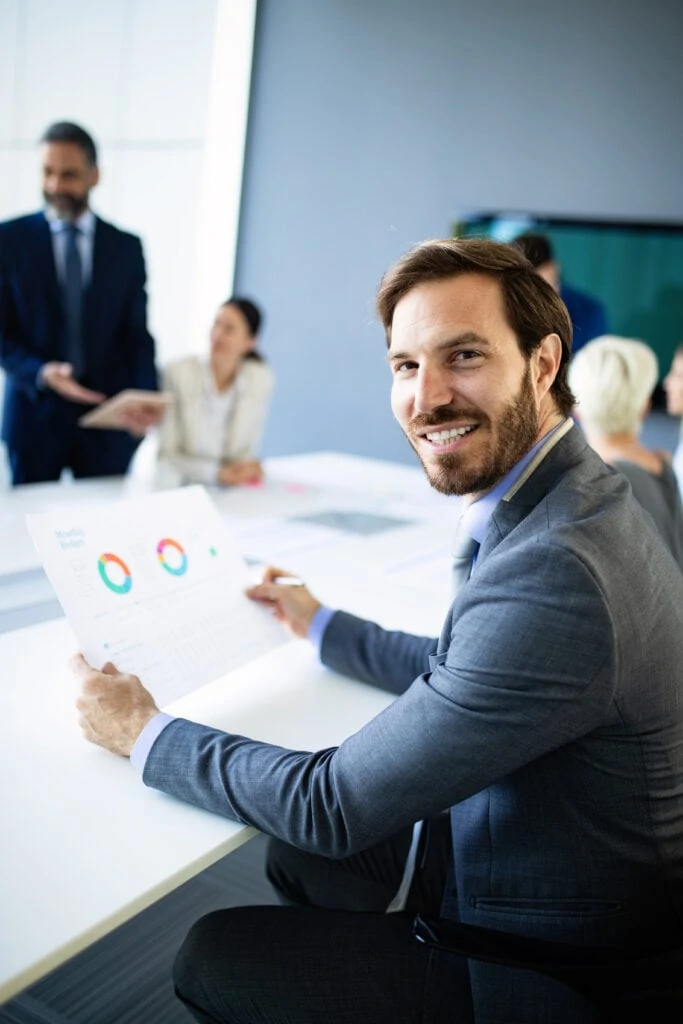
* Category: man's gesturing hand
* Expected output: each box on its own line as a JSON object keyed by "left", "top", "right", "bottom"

{"left": 72, "top": 654, "right": 160, "bottom": 757}
{"left": 246, "top": 566, "right": 322, "bottom": 639}
{"left": 41, "top": 362, "right": 106, "bottom": 405}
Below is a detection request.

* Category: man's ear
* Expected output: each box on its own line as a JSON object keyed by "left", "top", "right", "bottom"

{"left": 533, "top": 333, "right": 563, "bottom": 399}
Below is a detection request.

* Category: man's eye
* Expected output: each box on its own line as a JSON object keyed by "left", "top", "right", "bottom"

{"left": 394, "top": 361, "right": 417, "bottom": 373}
{"left": 453, "top": 350, "right": 479, "bottom": 362}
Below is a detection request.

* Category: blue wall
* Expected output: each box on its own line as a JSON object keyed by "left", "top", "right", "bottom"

{"left": 236, "top": 0, "right": 683, "bottom": 465}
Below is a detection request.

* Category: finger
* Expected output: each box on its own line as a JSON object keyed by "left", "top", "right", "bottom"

{"left": 77, "top": 712, "right": 92, "bottom": 735}
{"left": 141, "top": 405, "right": 162, "bottom": 420}
{"left": 245, "top": 588, "right": 276, "bottom": 604}
{"left": 69, "top": 652, "right": 94, "bottom": 677}
{"left": 246, "top": 582, "right": 294, "bottom": 602}
{"left": 101, "top": 661, "right": 120, "bottom": 676}
{"left": 72, "top": 387, "right": 106, "bottom": 404}
{"left": 261, "top": 565, "right": 290, "bottom": 584}
{"left": 78, "top": 716, "right": 98, "bottom": 746}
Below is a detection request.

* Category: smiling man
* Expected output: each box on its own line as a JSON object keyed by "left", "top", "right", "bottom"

{"left": 73, "top": 239, "right": 683, "bottom": 1023}
{"left": 386, "top": 269, "right": 569, "bottom": 497}
{"left": 0, "top": 121, "right": 159, "bottom": 484}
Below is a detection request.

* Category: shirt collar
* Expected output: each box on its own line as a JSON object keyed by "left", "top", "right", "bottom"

{"left": 461, "top": 419, "right": 573, "bottom": 545}
{"left": 47, "top": 208, "right": 95, "bottom": 237}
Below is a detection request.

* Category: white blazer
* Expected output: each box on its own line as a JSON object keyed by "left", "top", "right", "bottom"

{"left": 156, "top": 355, "right": 274, "bottom": 484}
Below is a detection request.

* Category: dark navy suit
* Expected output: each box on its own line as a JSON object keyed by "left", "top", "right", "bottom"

{"left": 0, "top": 211, "right": 158, "bottom": 484}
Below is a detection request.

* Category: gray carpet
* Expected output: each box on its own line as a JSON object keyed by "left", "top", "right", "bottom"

{"left": 1, "top": 833, "right": 278, "bottom": 1023}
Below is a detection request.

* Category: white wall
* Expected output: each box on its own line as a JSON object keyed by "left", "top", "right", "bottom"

{"left": 0, "top": 0, "right": 256, "bottom": 367}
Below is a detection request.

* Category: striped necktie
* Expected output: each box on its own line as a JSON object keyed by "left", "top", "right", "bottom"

{"left": 63, "top": 224, "right": 84, "bottom": 379}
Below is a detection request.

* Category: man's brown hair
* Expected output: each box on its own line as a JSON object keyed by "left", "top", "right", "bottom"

{"left": 376, "top": 238, "right": 575, "bottom": 416}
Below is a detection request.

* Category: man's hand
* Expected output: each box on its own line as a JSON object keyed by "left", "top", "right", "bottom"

{"left": 218, "top": 459, "right": 264, "bottom": 487}
{"left": 113, "top": 402, "right": 166, "bottom": 438}
{"left": 41, "top": 362, "right": 106, "bottom": 405}
{"left": 72, "top": 654, "right": 160, "bottom": 757}
{"left": 246, "top": 566, "right": 322, "bottom": 638}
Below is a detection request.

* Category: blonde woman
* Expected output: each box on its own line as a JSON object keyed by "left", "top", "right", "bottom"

{"left": 569, "top": 335, "right": 683, "bottom": 566}
{"left": 157, "top": 297, "right": 273, "bottom": 486}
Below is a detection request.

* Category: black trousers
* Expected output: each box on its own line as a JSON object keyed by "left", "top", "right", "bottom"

{"left": 173, "top": 817, "right": 470, "bottom": 1024}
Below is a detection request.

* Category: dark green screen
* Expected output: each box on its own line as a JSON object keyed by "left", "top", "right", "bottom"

{"left": 454, "top": 215, "right": 683, "bottom": 383}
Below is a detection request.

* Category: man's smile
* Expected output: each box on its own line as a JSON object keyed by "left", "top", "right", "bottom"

{"left": 414, "top": 423, "right": 480, "bottom": 453}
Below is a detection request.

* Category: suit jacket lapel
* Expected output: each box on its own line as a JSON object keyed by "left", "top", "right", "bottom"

{"left": 83, "top": 217, "right": 116, "bottom": 363}
{"left": 84, "top": 217, "right": 105, "bottom": 329}
{"left": 480, "top": 426, "right": 589, "bottom": 562}
{"left": 29, "top": 213, "right": 62, "bottom": 318}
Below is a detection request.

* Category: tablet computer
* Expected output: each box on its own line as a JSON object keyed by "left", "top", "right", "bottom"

{"left": 78, "top": 389, "right": 174, "bottom": 429}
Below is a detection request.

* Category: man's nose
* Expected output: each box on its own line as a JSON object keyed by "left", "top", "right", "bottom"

{"left": 414, "top": 366, "right": 452, "bottom": 413}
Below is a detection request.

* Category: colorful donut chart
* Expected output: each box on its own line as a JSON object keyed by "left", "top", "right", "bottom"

{"left": 156, "top": 537, "right": 188, "bottom": 576}
{"left": 98, "top": 552, "right": 133, "bottom": 595}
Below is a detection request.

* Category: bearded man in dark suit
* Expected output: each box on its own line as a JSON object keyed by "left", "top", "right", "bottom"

{"left": 0, "top": 121, "right": 160, "bottom": 484}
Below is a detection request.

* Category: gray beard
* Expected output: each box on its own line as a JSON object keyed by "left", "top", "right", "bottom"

{"left": 44, "top": 195, "right": 88, "bottom": 224}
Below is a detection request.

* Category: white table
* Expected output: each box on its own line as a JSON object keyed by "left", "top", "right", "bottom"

{"left": 0, "top": 451, "right": 455, "bottom": 576}
{"left": 0, "top": 453, "right": 460, "bottom": 1003}
{"left": 0, "top": 452, "right": 459, "bottom": 635}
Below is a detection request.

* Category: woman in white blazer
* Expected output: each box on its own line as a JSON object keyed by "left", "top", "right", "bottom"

{"left": 157, "top": 297, "right": 274, "bottom": 486}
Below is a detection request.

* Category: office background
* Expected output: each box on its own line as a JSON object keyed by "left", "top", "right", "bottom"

{"left": 1, "top": 0, "right": 682, "bottom": 471}
{"left": 1, "top": 3, "right": 683, "bottom": 1021}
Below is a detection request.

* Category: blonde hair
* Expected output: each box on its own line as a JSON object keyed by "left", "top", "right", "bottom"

{"left": 569, "top": 335, "right": 658, "bottom": 435}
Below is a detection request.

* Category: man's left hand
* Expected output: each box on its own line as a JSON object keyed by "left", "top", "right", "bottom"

{"left": 72, "top": 654, "right": 160, "bottom": 757}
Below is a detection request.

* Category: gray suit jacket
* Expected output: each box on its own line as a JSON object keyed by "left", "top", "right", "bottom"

{"left": 144, "top": 426, "right": 683, "bottom": 1023}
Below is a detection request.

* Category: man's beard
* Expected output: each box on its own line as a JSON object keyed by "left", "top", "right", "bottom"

{"left": 43, "top": 191, "right": 89, "bottom": 223}
{"left": 407, "top": 366, "right": 540, "bottom": 496}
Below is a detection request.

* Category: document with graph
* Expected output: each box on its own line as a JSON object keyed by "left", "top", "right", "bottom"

{"left": 26, "top": 486, "right": 288, "bottom": 707}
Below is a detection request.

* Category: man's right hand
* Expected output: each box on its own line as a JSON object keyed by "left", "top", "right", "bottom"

{"left": 40, "top": 362, "right": 106, "bottom": 405}
{"left": 246, "top": 566, "right": 322, "bottom": 639}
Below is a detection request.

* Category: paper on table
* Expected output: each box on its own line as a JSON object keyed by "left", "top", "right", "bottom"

{"left": 78, "top": 389, "right": 174, "bottom": 430}
{"left": 25, "top": 486, "right": 288, "bottom": 707}
{"left": 231, "top": 516, "right": 344, "bottom": 564}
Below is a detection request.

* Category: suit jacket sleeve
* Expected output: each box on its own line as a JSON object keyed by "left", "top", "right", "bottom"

{"left": 141, "top": 540, "right": 615, "bottom": 857}
{"left": 124, "top": 237, "right": 158, "bottom": 391}
{"left": 320, "top": 610, "right": 437, "bottom": 694}
{"left": 0, "top": 228, "right": 44, "bottom": 398}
